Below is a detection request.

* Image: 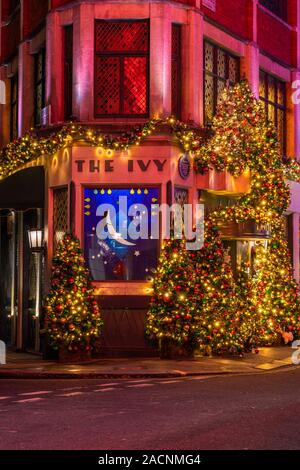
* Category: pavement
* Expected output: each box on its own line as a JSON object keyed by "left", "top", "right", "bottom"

{"left": 0, "top": 346, "right": 298, "bottom": 379}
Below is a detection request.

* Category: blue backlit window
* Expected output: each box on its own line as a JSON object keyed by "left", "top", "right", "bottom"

{"left": 84, "top": 187, "right": 159, "bottom": 281}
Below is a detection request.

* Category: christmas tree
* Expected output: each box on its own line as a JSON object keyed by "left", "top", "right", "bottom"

{"left": 235, "top": 261, "right": 260, "bottom": 351}
{"left": 194, "top": 223, "right": 242, "bottom": 355}
{"left": 251, "top": 237, "right": 300, "bottom": 345}
{"left": 44, "top": 233, "right": 103, "bottom": 353}
{"left": 146, "top": 237, "right": 198, "bottom": 355}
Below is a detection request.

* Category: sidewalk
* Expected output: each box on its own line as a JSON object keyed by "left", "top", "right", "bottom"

{"left": 0, "top": 347, "right": 297, "bottom": 379}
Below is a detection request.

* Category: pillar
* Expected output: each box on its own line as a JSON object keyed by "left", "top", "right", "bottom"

{"left": 149, "top": 2, "right": 172, "bottom": 117}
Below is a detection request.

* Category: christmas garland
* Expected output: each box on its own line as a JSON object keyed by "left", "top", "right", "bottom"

{"left": 0, "top": 118, "right": 207, "bottom": 179}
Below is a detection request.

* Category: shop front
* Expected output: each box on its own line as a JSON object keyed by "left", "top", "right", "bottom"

{"left": 0, "top": 129, "right": 253, "bottom": 356}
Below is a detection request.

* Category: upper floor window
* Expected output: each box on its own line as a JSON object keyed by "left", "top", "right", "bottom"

{"left": 259, "top": 0, "right": 287, "bottom": 22}
{"left": 10, "top": 74, "right": 18, "bottom": 140}
{"left": 171, "top": 24, "right": 182, "bottom": 119}
{"left": 64, "top": 25, "right": 73, "bottom": 121}
{"left": 259, "top": 70, "right": 286, "bottom": 155}
{"left": 95, "top": 20, "right": 149, "bottom": 117}
{"left": 34, "top": 48, "right": 46, "bottom": 126}
{"left": 204, "top": 41, "right": 240, "bottom": 124}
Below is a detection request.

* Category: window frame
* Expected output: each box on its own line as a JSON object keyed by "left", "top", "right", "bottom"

{"left": 171, "top": 23, "right": 182, "bottom": 120}
{"left": 259, "top": 0, "right": 288, "bottom": 22}
{"left": 204, "top": 40, "right": 240, "bottom": 125}
{"left": 259, "top": 70, "right": 287, "bottom": 156}
{"left": 63, "top": 24, "right": 73, "bottom": 121}
{"left": 82, "top": 184, "right": 161, "bottom": 283}
{"left": 10, "top": 74, "right": 18, "bottom": 141}
{"left": 94, "top": 19, "right": 150, "bottom": 118}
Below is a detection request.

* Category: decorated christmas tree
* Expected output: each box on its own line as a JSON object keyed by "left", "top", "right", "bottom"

{"left": 235, "top": 261, "right": 261, "bottom": 351}
{"left": 146, "top": 237, "right": 198, "bottom": 356}
{"left": 251, "top": 237, "right": 300, "bottom": 345}
{"left": 193, "top": 222, "right": 242, "bottom": 355}
{"left": 44, "top": 233, "right": 103, "bottom": 354}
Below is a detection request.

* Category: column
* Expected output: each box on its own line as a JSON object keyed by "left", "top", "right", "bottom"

{"left": 18, "top": 41, "right": 34, "bottom": 136}
{"left": 149, "top": 2, "right": 172, "bottom": 117}
{"left": 73, "top": 3, "right": 95, "bottom": 121}
{"left": 182, "top": 9, "right": 203, "bottom": 125}
{"left": 46, "top": 11, "right": 64, "bottom": 123}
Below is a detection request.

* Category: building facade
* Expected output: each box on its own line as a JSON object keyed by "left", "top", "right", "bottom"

{"left": 0, "top": 0, "right": 300, "bottom": 356}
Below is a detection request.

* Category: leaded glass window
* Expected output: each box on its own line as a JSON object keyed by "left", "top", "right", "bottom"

{"left": 95, "top": 20, "right": 149, "bottom": 117}
{"left": 259, "top": 70, "right": 286, "bottom": 155}
{"left": 204, "top": 41, "right": 240, "bottom": 124}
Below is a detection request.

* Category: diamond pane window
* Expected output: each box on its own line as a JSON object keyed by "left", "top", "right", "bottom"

{"left": 204, "top": 41, "right": 239, "bottom": 124}
{"left": 53, "top": 188, "right": 68, "bottom": 253}
{"left": 95, "top": 20, "right": 149, "bottom": 117}
{"left": 204, "top": 75, "right": 214, "bottom": 123}
{"left": 259, "top": 70, "right": 286, "bottom": 156}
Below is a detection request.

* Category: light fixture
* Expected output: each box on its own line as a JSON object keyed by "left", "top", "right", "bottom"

{"left": 28, "top": 229, "right": 44, "bottom": 252}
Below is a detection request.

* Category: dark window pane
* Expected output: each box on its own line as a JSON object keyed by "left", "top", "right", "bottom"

{"left": 171, "top": 24, "right": 182, "bottom": 118}
{"left": 95, "top": 21, "right": 149, "bottom": 53}
{"left": 259, "top": 0, "right": 287, "bottom": 21}
{"left": 95, "top": 56, "right": 120, "bottom": 115}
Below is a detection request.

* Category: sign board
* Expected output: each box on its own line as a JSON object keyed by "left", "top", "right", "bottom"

{"left": 178, "top": 154, "right": 191, "bottom": 180}
{"left": 202, "top": 0, "right": 216, "bottom": 12}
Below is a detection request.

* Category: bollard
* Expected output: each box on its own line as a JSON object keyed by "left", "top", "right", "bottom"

{"left": 0, "top": 340, "right": 6, "bottom": 365}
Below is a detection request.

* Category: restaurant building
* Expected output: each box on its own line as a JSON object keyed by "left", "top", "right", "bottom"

{"left": 0, "top": 0, "right": 300, "bottom": 356}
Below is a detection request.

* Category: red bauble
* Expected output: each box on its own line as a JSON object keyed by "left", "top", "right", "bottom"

{"left": 68, "top": 278, "right": 75, "bottom": 284}
{"left": 55, "top": 305, "right": 63, "bottom": 312}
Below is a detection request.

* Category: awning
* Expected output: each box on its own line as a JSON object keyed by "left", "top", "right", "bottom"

{"left": 0, "top": 167, "right": 45, "bottom": 210}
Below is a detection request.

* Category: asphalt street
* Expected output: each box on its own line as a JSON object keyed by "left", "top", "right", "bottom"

{"left": 0, "top": 368, "right": 299, "bottom": 450}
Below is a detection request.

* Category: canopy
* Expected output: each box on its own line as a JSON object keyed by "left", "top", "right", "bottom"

{"left": 0, "top": 167, "right": 45, "bottom": 210}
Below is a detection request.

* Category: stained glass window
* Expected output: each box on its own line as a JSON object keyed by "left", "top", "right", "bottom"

{"left": 84, "top": 188, "right": 159, "bottom": 281}
{"left": 95, "top": 20, "right": 149, "bottom": 117}
{"left": 204, "top": 41, "right": 240, "bottom": 124}
{"left": 259, "top": 70, "right": 286, "bottom": 155}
